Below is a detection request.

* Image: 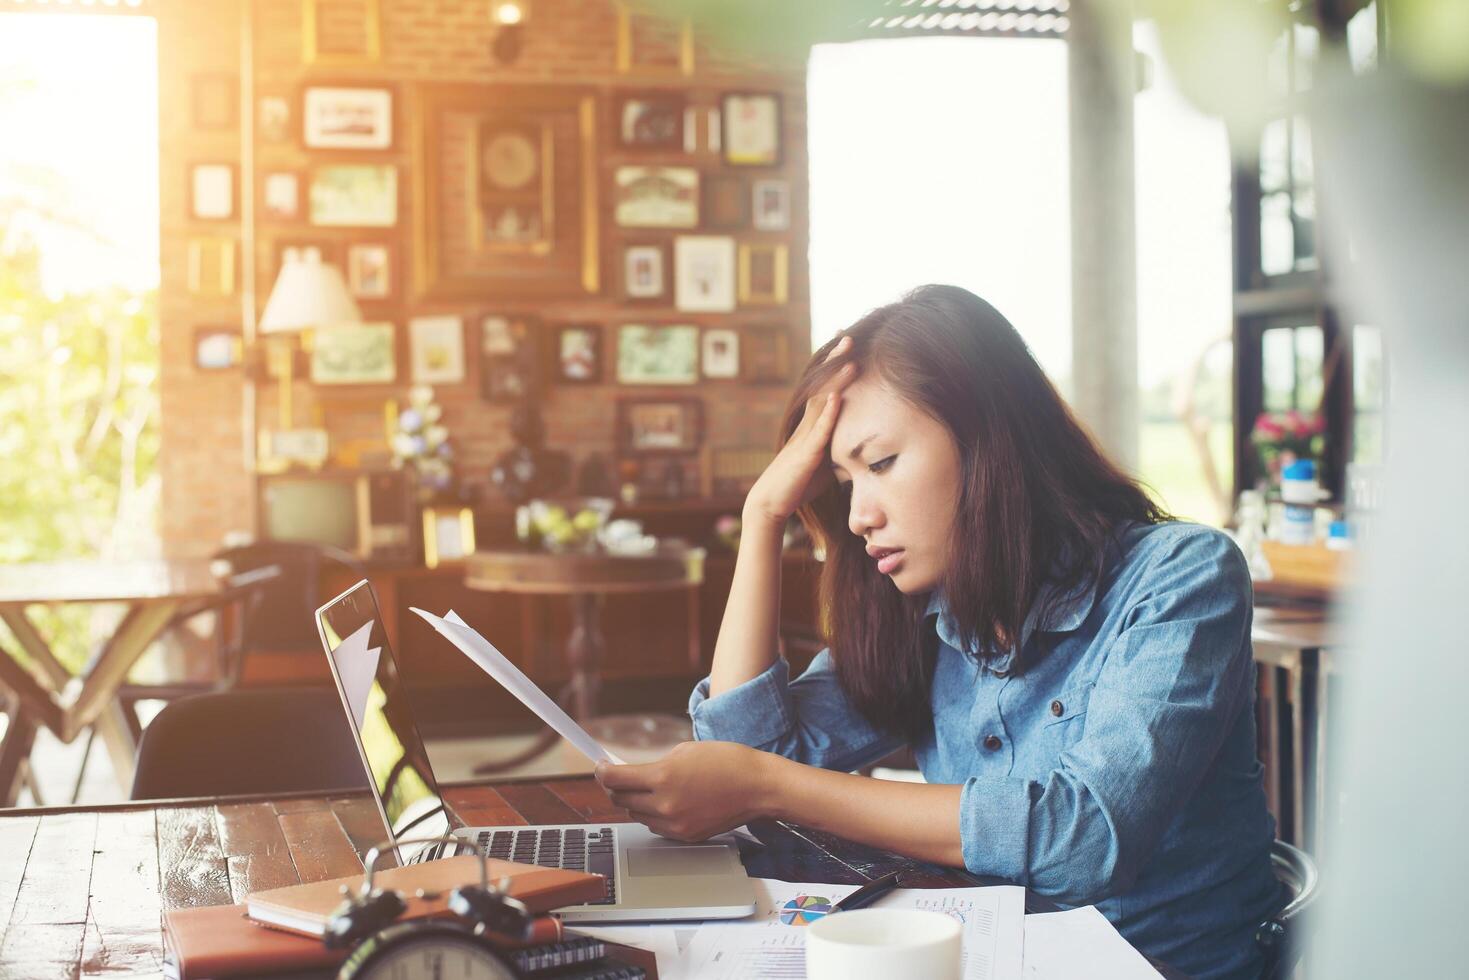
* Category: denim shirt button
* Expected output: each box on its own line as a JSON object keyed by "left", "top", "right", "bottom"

{"left": 982, "top": 734, "right": 1002, "bottom": 751}
{"left": 1050, "top": 699, "right": 1064, "bottom": 717}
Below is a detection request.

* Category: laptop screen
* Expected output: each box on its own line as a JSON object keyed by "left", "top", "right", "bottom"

{"left": 316, "top": 580, "right": 450, "bottom": 860}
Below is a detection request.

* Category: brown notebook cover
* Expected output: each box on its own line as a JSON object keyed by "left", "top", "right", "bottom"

{"left": 246, "top": 855, "right": 606, "bottom": 938}
{"left": 163, "top": 903, "right": 344, "bottom": 979}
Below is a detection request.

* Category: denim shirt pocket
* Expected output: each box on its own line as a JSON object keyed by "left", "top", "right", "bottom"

{"left": 1039, "top": 680, "right": 1096, "bottom": 752}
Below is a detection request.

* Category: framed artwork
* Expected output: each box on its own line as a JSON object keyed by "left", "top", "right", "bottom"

{"left": 418, "top": 84, "right": 600, "bottom": 300}
{"left": 617, "top": 398, "right": 704, "bottom": 454}
{"left": 190, "top": 163, "right": 234, "bottom": 221}
{"left": 705, "top": 176, "right": 749, "bottom": 229}
{"left": 262, "top": 171, "right": 302, "bottom": 221}
{"left": 422, "top": 506, "right": 476, "bottom": 568}
{"left": 614, "top": 1, "right": 695, "bottom": 76}
{"left": 193, "top": 327, "right": 242, "bottom": 371}
{"left": 701, "top": 328, "right": 741, "bottom": 380}
{"left": 311, "top": 322, "right": 396, "bottom": 385}
{"left": 192, "top": 74, "right": 236, "bottom": 130}
{"left": 408, "top": 315, "right": 466, "bottom": 384}
{"left": 618, "top": 94, "right": 684, "bottom": 148}
{"left": 186, "top": 238, "right": 235, "bottom": 297}
{"left": 309, "top": 164, "right": 397, "bottom": 227}
{"left": 743, "top": 324, "right": 792, "bottom": 385}
{"left": 616, "top": 324, "right": 699, "bottom": 385}
{"left": 673, "top": 235, "right": 736, "bottom": 313}
{"left": 614, "top": 166, "right": 699, "bottom": 228}
{"left": 752, "top": 178, "right": 791, "bottom": 231}
{"left": 622, "top": 243, "right": 667, "bottom": 301}
{"left": 303, "top": 0, "right": 382, "bottom": 66}
{"left": 303, "top": 86, "right": 393, "bottom": 149}
{"left": 738, "top": 242, "right": 790, "bottom": 305}
{"left": 258, "top": 94, "right": 291, "bottom": 143}
{"left": 346, "top": 242, "right": 393, "bottom": 300}
{"left": 722, "top": 92, "right": 781, "bottom": 166}
{"left": 553, "top": 324, "right": 602, "bottom": 384}
{"left": 480, "top": 314, "right": 537, "bottom": 403}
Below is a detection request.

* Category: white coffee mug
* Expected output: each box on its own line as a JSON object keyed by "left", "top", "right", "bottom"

{"left": 805, "top": 908, "right": 963, "bottom": 980}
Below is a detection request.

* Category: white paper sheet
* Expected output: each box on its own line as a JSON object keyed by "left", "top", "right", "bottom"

{"left": 565, "top": 924, "right": 697, "bottom": 980}
{"left": 411, "top": 607, "right": 625, "bottom": 765}
{"left": 1022, "top": 906, "right": 1161, "bottom": 979}
{"left": 679, "top": 878, "right": 1024, "bottom": 980}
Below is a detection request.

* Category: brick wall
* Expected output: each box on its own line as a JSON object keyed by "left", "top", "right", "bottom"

{"left": 158, "top": 0, "right": 809, "bottom": 557}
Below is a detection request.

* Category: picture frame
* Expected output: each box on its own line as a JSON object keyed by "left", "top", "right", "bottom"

{"left": 190, "top": 163, "right": 235, "bottom": 221}
{"left": 258, "top": 94, "right": 291, "bottom": 143}
{"left": 705, "top": 176, "right": 749, "bottom": 229}
{"left": 192, "top": 74, "right": 237, "bottom": 130}
{"left": 622, "top": 243, "right": 667, "bottom": 301}
{"left": 743, "top": 324, "right": 792, "bottom": 385}
{"left": 722, "top": 92, "right": 782, "bottom": 167}
{"left": 422, "top": 505, "right": 475, "bottom": 568}
{"left": 616, "top": 324, "right": 700, "bottom": 385}
{"left": 474, "top": 122, "right": 554, "bottom": 252}
{"left": 617, "top": 398, "right": 704, "bottom": 454}
{"left": 310, "top": 322, "right": 396, "bottom": 385}
{"left": 303, "top": 0, "right": 382, "bottom": 66}
{"left": 738, "top": 242, "right": 790, "bottom": 306}
{"left": 673, "top": 235, "right": 736, "bottom": 313}
{"left": 480, "top": 314, "right": 537, "bottom": 403}
{"left": 193, "top": 327, "right": 242, "bottom": 371}
{"left": 614, "top": 1, "right": 695, "bottom": 76}
{"left": 186, "top": 238, "right": 235, "bottom": 297}
{"left": 701, "top": 328, "right": 741, "bottom": 380}
{"left": 303, "top": 86, "right": 393, "bottom": 150}
{"left": 752, "top": 178, "right": 791, "bottom": 231}
{"left": 261, "top": 171, "right": 302, "bottom": 221}
{"left": 614, "top": 165, "right": 699, "bottom": 228}
{"left": 408, "top": 315, "right": 466, "bottom": 385}
{"left": 345, "top": 242, "right": 393, "bottom": 300}
{"left": 617, "top": 93, "right": 684, "bottom": 148}
{"left": 309, "top": 164, "right": 397, "bottom": 227}
{"left": 553, "top": 324, "right": 603, "bottom": 384}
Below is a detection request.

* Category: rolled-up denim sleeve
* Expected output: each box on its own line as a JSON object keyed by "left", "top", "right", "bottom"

{"left": 688, "top": 650, "right": 903, "bottom": 772}
{"left": 959, "top": 527, "right": 1255, "bottom": 905}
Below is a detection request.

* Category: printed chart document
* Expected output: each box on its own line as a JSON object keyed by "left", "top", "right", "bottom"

{"left": 680, "top": 878, "right": 1024, "bottom": 980}
{"left": 411, "top": 607, "right": 625, "bottom": 765}
{"left": 1022, "top": 906, "right": 1161, "bottom": 979}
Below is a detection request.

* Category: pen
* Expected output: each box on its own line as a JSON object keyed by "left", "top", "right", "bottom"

{"left": 830, "top": 871, "right": 904, "bottom": 913}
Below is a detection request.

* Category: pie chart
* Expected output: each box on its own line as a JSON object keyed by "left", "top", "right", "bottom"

{"left": 779, "top": 895, "right": 833, "bottom": 926}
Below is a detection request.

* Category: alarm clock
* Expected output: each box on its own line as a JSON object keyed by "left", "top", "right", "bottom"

{"left": 328, "top": 836, "right": 534, "bottom": 980}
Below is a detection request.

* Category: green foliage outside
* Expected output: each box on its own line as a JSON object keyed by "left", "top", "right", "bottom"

{"left": 0, "top": 240, "right": 160, "bottom": 672}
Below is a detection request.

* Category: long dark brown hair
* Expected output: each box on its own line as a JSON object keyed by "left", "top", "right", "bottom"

{"left": 785, "top": 285, "right": 1169, "bottom": 741}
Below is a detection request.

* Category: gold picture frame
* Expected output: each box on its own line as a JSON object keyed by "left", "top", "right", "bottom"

{"left": 303, "top": 0, "right": 382, "bottom": 66}
{"left": 186, "top": 237, "right": 236, "bottom": 297}
{"left": 614, "top": 0, "right": 695, "bottom": 76}
{"left": 423, "top": 506, "right": 476, "bottom": 568}
{"left": 738, "top": 242, "right": 788, "bottom": 306}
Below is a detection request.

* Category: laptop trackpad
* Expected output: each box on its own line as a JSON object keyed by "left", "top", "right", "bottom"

{"left": 626, "top": 845, "right": 731, "bottom": 877}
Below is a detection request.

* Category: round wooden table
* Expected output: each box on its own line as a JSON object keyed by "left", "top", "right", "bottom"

{"left": 464, "top": 544, "right": 704, "bottom": 769}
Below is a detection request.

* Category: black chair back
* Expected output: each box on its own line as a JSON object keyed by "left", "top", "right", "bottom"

{"left": 1257, "top": 838, "right": 1320, "bottom": 979}
{"left": 130, "top": 687, "right": 369, "bottom": 800}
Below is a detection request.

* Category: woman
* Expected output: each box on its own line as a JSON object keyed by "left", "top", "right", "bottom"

{"left": 595, "top": 285, "right": 1283, "bottom": 978}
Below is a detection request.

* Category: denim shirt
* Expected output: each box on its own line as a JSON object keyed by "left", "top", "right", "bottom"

{"left": 689, "top": 522, "right": 1284, "bottom": 980}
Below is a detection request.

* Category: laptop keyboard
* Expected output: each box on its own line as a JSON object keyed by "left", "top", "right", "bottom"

{"left": 478, "top": 826, "right": 618, "bottom": 905}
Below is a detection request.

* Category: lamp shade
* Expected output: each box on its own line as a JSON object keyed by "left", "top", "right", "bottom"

{"left": 258, "top": 246, "right": 362, "bottom": 334}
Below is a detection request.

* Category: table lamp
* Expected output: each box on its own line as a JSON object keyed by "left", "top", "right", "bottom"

{"left": 257, "top": 246, "right": 362, "bottom": 431}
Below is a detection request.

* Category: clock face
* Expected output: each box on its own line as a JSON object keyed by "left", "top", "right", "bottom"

{"left": 482, "top": 132, "right": 539, "bottom": 190}
{"left": 350, "top": 933, "right": 518, "bottom": 980}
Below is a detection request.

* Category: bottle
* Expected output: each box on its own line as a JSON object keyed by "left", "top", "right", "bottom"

{"left": 1279, "top": 460, "right": 1319, "bottom": 545}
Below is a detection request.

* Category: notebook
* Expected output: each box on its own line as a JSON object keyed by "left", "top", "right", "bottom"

{"left": 246, "top": 854, "right": 605, "bottom": 938}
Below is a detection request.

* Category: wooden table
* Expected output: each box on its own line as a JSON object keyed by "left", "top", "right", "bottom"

{"left": 0, "top": 560, "right": 275, "bottom": 805}
{"left": 465, "top": 546, "right": 705, "bottom": 723}
{"left": 0, "top": 777, "right": 1185, "bottom": 979}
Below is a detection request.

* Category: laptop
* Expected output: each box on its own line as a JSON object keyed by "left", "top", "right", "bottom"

{"left": 313, "top": 579, "right": 757, "bottom": 923}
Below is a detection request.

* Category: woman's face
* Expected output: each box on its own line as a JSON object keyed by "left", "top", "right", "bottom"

{"left": 828, "top": 374, "right": 962, "bottom": 594}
